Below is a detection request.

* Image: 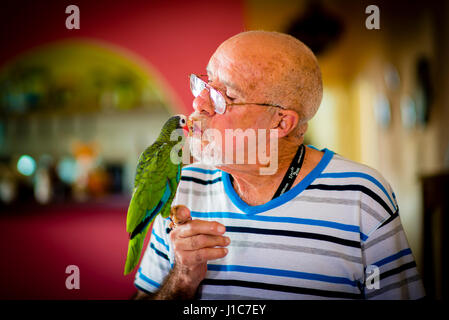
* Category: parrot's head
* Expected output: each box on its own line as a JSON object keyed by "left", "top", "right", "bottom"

{"left": 161, "top": 114, "right": 188, "bottom": 140}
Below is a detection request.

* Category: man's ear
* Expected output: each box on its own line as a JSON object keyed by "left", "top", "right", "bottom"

{"left": 272, "top": 109, "right": 299, "bottom": 138}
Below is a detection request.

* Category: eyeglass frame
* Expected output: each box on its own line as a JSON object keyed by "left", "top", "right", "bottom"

{"left": 189, "top": 73, "right": 286, "bottom": 114}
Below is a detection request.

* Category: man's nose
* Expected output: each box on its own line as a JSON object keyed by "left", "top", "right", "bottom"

{"left": 192, "top": 88, "right": 216, "bottom": 116}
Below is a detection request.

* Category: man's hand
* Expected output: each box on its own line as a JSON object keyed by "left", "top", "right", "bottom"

{"left": 168, "top": 205, "right": 230, "bottom": 295}
{"left": 133, "top": 205, "right": 229, "bottom": 300}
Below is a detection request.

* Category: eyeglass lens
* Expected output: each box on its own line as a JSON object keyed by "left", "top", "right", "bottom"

{"left": 190, "top": 74, "right": 226, "bottom": 114}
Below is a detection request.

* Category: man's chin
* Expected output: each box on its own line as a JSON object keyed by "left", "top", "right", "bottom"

{"left": 189, "top": 140, "right": 224, "bottom": 167}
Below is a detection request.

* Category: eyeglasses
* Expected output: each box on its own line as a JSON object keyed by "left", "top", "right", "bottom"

{"left": 189, "top": 74, "right": 285, "bottom": 114}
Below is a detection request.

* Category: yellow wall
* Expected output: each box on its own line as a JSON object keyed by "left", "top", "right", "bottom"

{"left": 244, "top": 0, "right": 449, "bottom": 281}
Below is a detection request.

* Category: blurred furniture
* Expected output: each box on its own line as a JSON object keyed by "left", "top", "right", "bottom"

{"left": 421, "top": 171, "right": 449, "bottom": 300}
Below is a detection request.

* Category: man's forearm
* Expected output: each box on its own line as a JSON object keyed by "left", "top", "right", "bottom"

{"left": 139, "top": 265, "right": 200, "bottom": 300}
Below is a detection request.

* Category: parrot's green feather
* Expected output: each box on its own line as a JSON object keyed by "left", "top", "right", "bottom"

{"left": 124, "top": 225, "right": 149, "bottom": 275}
{"left": 124, "top": 116, "right": 184, "bottom": 275}
{"left": 126, "top": 148, "right": 166, "bottom": 233}
{"left": 134, "top": 142, "right": 162, "bottom": 189}
{"left": 160, "top": 168, "right": 181, "bottom": 218}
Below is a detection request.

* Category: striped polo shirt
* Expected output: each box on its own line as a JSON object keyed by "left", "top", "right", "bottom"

{"left": 135, "top": 146, "right": 425, "bottom": 299}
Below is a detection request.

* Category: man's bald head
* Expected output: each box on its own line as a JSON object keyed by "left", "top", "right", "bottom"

{"left": 208, "top": 31, "right": 323, "bottom": 124}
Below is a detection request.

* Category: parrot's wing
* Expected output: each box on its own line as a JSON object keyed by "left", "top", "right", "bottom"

{"left": 133, "top": 141, "right": 162, "bottom": 189}
{"left": 159, "top": 163, "right": 182, "bottom": 219}
{"left": 123, "top": 179, "right": 170, "bottom": 275}
{"left": 124, "top": 145, "right": 175, "bottom": 275}
{"left": 128, "top": 180, "right": 171, "bottom": 238}
{"left": 126, "top": 147, "right": 167, "bottom": 234}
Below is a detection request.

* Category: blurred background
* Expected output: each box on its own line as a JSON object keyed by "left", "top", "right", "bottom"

{"left": 0, "top": 0, "right": 447, "bottom": 299}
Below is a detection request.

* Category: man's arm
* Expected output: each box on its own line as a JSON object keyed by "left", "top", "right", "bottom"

{"left": 361, "top": 211, "right": 425, "bottom": 299}
{"left": 134, "top": 264, "right": 200, "bottom": 300}
{"left": 133, "top": 289, "right": 154, "bottom": 300}
{"left": 133, "top": 205, "right": 229, "bottom": 300}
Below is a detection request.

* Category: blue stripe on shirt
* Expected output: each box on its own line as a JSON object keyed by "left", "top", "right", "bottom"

{"left": 182, "top": 167, "right": 221, "bottom": 175}
{"left": 137, "top": 267, "right": 160, "bottom": 288}
{"left": 191, "top": 210, "right": 361, "bottom": 234}
{"left": 151, "top": 229, "right": 169, "bottom": 251}
{"left": 207, "top": 264, "right": 358, "bottom": 287}
{"left": 319, "top": 172, "right": 397, "bottom": 211}
{"left": 373, "top": 248, "right": 412, "bottom": 267}
{"left": 358, "top": 230, "right": 369, "bottom": 240}
{"left": 150, "top": 242, "right": 169, "bottom": 261}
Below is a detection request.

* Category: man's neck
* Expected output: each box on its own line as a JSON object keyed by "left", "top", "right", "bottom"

{"left": 218, "top": 144, "right": 324, "bottom": 207}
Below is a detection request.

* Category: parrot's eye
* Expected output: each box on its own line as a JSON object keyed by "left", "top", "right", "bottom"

{"left": 180, "top": 118, "right": 186, "bottom": 126}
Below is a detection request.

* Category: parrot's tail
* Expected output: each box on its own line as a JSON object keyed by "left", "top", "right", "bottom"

{"left": 124, "top": 230, "right": 146, "bottom": 275}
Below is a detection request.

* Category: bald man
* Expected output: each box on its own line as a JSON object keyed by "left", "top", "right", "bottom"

{"left": 133, "top": 31, "right": 425, "bottom": 300}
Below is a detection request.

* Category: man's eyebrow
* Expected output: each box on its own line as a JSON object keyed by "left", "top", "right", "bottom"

{"left": 205, "top": 66, "right": 242, "bottom": 95}
{"left": 221, "top": 80, "right": 242, "bottom": 94}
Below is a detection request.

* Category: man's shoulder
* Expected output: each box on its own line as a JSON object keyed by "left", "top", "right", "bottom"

{"left": 325, "top": 152, "right": 393, "bottom": 189}
{"left": 319, "top": 151, "right": 398, "bottom": 210}
{"left": 311, "top": 151, "right": 399, "bottom": 234}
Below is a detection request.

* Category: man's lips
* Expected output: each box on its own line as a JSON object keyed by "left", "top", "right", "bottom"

{"left": 187, "top": 118, "right": 205, "bottom": 136}
{"left": 193, "top": 122, "right": 202, "bottom": 135}
{"left": 185, "top": 119, "right": 193, "bottom": 136}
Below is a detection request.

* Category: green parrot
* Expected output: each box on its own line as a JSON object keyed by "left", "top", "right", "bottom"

{"left": 124, "top": 114, "right": 188, "bottom": 275}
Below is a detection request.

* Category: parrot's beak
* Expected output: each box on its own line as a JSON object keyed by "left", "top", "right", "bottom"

{"left": 182, "top": 126, "right": 189, "bottom": 136}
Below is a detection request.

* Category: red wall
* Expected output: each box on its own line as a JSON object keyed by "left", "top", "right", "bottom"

{"left": 0, "top": 0, "right": 245, "bottom": 299}
{"left": 0, "top": 0, "right": 245, "bottom": 113}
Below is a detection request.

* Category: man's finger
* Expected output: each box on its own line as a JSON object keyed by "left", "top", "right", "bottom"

{"left": 170, "top": 205, "right": 192, "bottom": 225}
{"left": 180, "top": 247, "right": 228, "bottom": 265}
{"left": 177, "top": 219, "right": 226, "bottom": 238}
{"left": 176, "top": 234, "right": 231, "bottom": 251}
